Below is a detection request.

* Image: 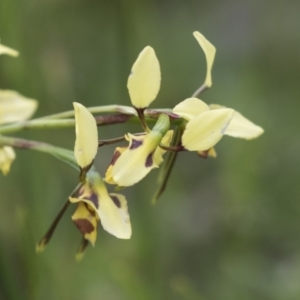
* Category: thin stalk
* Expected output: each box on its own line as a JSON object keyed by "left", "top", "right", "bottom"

{"left": 0, "top": 135, "right": 78, "bottom": 170}
{"left": 36, "top": 105, "right": 137, "bottom": 120}
{"left": 191, "top": 83, "right": 209, "bottom": 98}
{"left": 36, "top": 183, "right": 83, "bottom": 253}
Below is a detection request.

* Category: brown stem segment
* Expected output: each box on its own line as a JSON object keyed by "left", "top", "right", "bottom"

{"left": 36, "top": 183, "right": 83, "bottom": 253}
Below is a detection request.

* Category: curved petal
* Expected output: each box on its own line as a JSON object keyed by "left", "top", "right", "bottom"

{"left": 182, "top": 109, "right": 234, "bottom": 151}
{"left": 0, "top": 90, "right": 37, "bottom": 124}
{"left": 0, "top": 40, "right": 19, "bottom": 57}
{"left": 98, "top": 193, "right": 131, "bottom": 239}
{"left": 73, "top": 102, "right": 98, "bottom": 169}
{"left": 173, "top": 98, "right": 209, "bottom": 120}
{"left": 0, "top": 146, "right": 16, "bottom": 175}
{"left": 71, "top": 172, "right": 132, "bottom": 239}
{"left": 193, "top": 31, "right": 216, "bottom": 87}
{"left": 127, "top": 46, "right": 161, "bottom": 108}
{"left": 210, "top": 104, "right": 264, "bottom": 139}
{"left": 112, "top": 131, "right": 162, "bottom": 187}
{"left": 105, "top": 146, "right": 127, "bottom": 185}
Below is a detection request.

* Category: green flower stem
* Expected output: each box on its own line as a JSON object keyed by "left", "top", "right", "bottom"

{"left": 36, "top": 183, "right": 83, "bottom": 253}
{"left": 152, "top": 125, "right": 184, "bottom": 204}
{"left": 0, "top": 119, "right": 76, "bottom": 134}
{"left": 0, "top": 135, "right": 78, "bottom": 170}
{"left": 0, "top": 109, "right": 179, "bottom": 135}
{"left": 36, "top": 105, "right": 137, "bottom": 120}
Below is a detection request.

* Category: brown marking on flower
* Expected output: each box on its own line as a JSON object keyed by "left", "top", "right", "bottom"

{"left": 129, "top": 139, "right": 143, "bottom": 149}
{"left": 88, "top": 193, "right": 99, "bottom": 209}
{"left": 110, "top": 195, "right": 121, "bottom": 208}
{"left": 110, "top": 150, "right": 122, "bottom": 166}
{"left": 74, "top": 219, "right": 94, "bottom": 235}
{"left": 145, "top": 153, "right": 154, "bottom": 167}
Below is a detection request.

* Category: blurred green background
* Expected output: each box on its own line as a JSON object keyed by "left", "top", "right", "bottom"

{"left": 1, "top": 1, "right": 300, "bottom": 299}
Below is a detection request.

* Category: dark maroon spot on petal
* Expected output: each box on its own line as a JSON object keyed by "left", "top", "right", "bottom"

{"left": 110, "top": 195, "right": 121, "bottom": 208}
{"left": 83, "top": 202, "right": 96, "bottom": 215}
{"left": 87, "top": 193, "right": 99, "bottom": 209}
{"left": 110, "top": 150, "right": 122, "bottom": 166}
{"left": 145, "top": 153, "right": 154, "bottom": 167}
{"left": 130, "top": 139, "right": 143, "bottom": 149}
{"left": 74, "top": 219, "right": 94, "bottom": 235}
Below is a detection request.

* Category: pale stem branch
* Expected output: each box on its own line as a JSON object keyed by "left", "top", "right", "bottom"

{"left": 191, "top": 83, "right": 209, "bottom": 98}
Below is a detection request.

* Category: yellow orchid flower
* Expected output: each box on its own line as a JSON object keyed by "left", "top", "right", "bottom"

{"left": 127, "top": 46, "right": 161, "bottom": 109}
{"left": 173, "top": 98, "right": 263, "bottom": 152}
{"left": 105, "top": 114, "right": 172, "bottom": 187}
{"left": 72, "top": 103, "right": 131, "bottom": 242}
{"left": 70, "top": 170, "right": 132, "bottom": 241}
{"left": 0, "top": 90, "right": 38, "bottom": 175}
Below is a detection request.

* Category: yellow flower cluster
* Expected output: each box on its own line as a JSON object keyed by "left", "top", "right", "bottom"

{"left": 0, "top": 41, "right": 37, "bottom": 175}
{"left": 69, "top": 31, "right": 263, "bottom": 255}
{"left": 1, "top": 32, "right": 263, "bottom": 258}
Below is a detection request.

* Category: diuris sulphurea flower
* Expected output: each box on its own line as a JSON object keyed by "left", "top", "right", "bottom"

{"left": 70, "top": 170, "right": 131, "bottom": 241}
{"left": 105, "top": 114, "right": 173, "bottom": 187}
{"left": 72, "top": 102, "right": 131, "bottom": 240}
{"left": 173, "top": 98, "right": 263, "bottom": 153}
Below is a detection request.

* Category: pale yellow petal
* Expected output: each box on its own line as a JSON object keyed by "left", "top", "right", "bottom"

{"left": 0, "top": 40, "right": 19, "bottom": 57}
{"left": 182, "top": 109, "right": 234, "bottom": 151}
{"left": 105, "top": 146, "right": 127, "bottom": 185}
{"left": 193, "top": 31, "right": 216, "bottom": 87}
{"left": 97, "top": 193, "right": 131, "bottom": 239}
{"left": 127, "top": 46, "right": 161, "bottom": 108}
{"left": 173, "top": 98, "right": 209, "bottom": 120}
{"left": 210, "top": 104, "right": 264, "bottom": 139}
{"left": 153, "top": 130, "right": 173, "bottom": 166}
{"left": 73, "top": 102, "right": 98, "bottom": 169}
{"left": 0, "top": 146, "right": 16, "bottom": 175}
{"left": 0, "top": 90, "right": 37, "bottom": 124}
{"left": 112, "top": 131, "right": 162, "bottom": 187}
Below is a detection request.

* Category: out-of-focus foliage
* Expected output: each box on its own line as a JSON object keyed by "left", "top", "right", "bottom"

{"left": 0, "top": 1, "right": 300, "bottom": 299}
